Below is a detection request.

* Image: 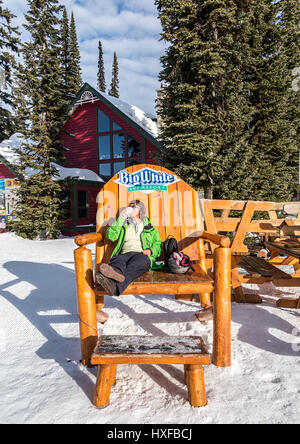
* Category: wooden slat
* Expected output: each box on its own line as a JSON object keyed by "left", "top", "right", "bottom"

{"left": 215, "top": 218, "right": 282, "bottom": 233}
{"left": 133, "top": 264, "right": 212, "bottom": 284}
{"left": 95, "top": 335, "right": 208, "bottom": 354}
{"left": 266, "top": 241, "right": 300, "bottom": 260}
{"left": 231, "top": 201, "right": 255, "bottom": 253}
{"left": 240, "top": 256, "right": 291, "bottom": 279}
{"left": 95, "top": 281, "right": 214, "bottom": 295}
{"left": 203, "top": 200, "right": 217, "bottom": 234}
{"left": 284, "top": 203, "right": 300, "bottom": 215}
{"left": 273, "top": 277, "right": 300, "bottom": 287}
{"left": 91, "top": 335, "right": 211, "bottom": 365}
{"left": 209, "top": 199, "right": 286, "bottom": 212}
{"left": 276, "top": 297, "right": 300, "bottom": 308}
{"left": 91, "top": 354, "right": 211, "bottom": 365}
{"left": 177, "top": 178, "right": 200, "bottom": 260}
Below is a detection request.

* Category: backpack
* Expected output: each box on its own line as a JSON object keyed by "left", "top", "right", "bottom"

{"left": 163, "top": 235, "right": 195, "bottom": 274}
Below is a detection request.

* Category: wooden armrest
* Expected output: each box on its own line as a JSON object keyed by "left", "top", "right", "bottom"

{"left": 75, "top": 233, "right": 103, "bottom": 246}
{"left": 188, "top": 230, "right": 231, "bottom": 248}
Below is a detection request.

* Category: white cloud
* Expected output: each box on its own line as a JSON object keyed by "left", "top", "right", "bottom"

{"left": 5, "top": 0, "right": 164, "bottom": 114}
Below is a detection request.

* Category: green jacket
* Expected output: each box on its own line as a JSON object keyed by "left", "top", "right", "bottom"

{"left": 106, "top": 216, "right": 163, "bottom": 270}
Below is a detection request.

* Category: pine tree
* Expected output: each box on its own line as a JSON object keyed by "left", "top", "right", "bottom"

{"left": 155, "top": 0, "right": 255, "bottom": 198}
{"left": 108, "top": 51, "right": 119, "bottom": 98}
{"left": 60, "top": 6, "right": 72, "bottom": 103}
{"left": 68, "top": 11, "right": 82, "bottom": 95}
{"left": 0, "top": 0, "right": 20, "bottom": 141}
{"left": 12, "top": 0, "right": 69, "bottom": 239}
{"left": 97, "top": 40, "right": 106, "bottom": 92}
{"left": 240, "top": 0, "right": 300, "bottom": 201}
{"left": 155, "top": 0, "right": 300, "bottom": 201}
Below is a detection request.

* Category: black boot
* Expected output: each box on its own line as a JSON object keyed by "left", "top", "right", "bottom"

{"left": 95, "top": 272, "right": 118, "bottom": 296}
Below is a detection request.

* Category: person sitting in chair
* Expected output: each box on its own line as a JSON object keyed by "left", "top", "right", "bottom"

{"left": 95, "top": 199, "right": 162, "bottom": 300}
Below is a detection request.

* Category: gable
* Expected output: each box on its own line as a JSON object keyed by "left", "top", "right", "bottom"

{"left": 67, "top": 83, "right": 161, "bottom": 150}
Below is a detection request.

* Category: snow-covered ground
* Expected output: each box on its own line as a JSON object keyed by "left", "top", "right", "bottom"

{"left": 0, "top": 232, "right": 299, "bottom": 424}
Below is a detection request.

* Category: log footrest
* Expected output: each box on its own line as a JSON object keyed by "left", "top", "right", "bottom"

{"left": 91, "top": 335, "right": 211, "bottom": 408}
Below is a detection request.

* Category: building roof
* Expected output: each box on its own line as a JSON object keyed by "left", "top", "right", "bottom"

{"left": 67, "top": 83, "right": 161, "bottom": 147}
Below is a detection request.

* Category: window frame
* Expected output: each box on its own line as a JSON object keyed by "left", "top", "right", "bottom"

{"left": 97, "top": 107, "right": 143, "bottom": 179}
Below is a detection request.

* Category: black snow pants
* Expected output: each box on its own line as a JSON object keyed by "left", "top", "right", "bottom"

{"left": 108, "top": 251, "right": 151, "bottom": 295}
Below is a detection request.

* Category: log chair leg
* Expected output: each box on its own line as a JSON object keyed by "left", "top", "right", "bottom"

{"left": 213, "top": 247, "right": 231, "bottom": 367}
{"left": 93, "top": 365, "right": 114, "bottom": 408}
{"left": 111, "top": 364, "right": 117, "bottom": 385}
{"left": 199, "top": 239, "right": 212, "bottom": 309}
{"left": 186, "top": 364, "right": 207, "bottom": 407}
{"left": 200, "top": 293, "right": 212, "bottom": 309}
{"left": 74, "top": 246, "right": 98, "bottom": 367}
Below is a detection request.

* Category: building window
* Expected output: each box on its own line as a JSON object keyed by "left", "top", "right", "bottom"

{"left": 99, "top": 162, "right": 111, "bottom": 178}
{"left": 99, "top": 135, "right": 111, "bottom": 160}
{"left": 128, "top": 135, "right": 141, "bottom": 158}
{"left": 98, "top": 109, "right": 110, "bottom": 132}
{"left": 78, "top": 190, "right": 89, "bottom": 219}
{"left": 113, "top": 120, "right": 122, "bottom": 131}
{"left": 113, "top": 133, "right": 125, "bottom": 159}
{"left": 127, "top": 159, "right": 140, "bottom": 167}
{"left": 97, "top": 107, "right": 143, "bottom": 180}
{"left": 114, "top": 161, "right": 125, "bottom": 175}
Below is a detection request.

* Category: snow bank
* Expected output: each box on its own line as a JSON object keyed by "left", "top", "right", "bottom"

{"left": 0, "top": 232, "right": 299, "bottom": 424}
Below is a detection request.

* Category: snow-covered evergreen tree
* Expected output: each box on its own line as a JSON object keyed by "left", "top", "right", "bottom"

{"left": 12, "top": 0, "right": 69, "bottom": 239}
{"left": 109, "top": 51, "right": 119, "bottom": 98}
{"left": 0, "top": 0, "right": 20, "bottom": 142}
{"left": 155, "top": 0, "right": 300, "bottom": 201}
{"left": 97, "top": 40, "right": 106, "bottom": 93}
{"left": 68, "top": 11, "right": 82, "bottom": 95}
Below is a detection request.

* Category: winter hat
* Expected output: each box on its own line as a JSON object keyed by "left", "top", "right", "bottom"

{"left": 130, "top": 199, "right": 146, "bottom": 220}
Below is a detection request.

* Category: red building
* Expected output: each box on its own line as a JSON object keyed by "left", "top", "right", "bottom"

{"left": 0, "top": 83, "right": 161, "bottom": 235}
{"left": 59, "top": 83, "right": 161, "bottom": 234}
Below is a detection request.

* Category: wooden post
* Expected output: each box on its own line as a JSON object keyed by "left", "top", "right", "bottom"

{"left": 199, "top": 238, "right": 212, "bottom": 309}
{"left": 74, "top": 246, "right": 98, "bottom": 367}
{"left": 213, "top": 247, "right": 231, "bottom": 367}
{"left": 93, "top": 365, "right": 114, "bottom": 408}
{"left": 111, "top": 364, "right": 117, "bottom": 385}
{"left": 186, "top": 365, "right": 207, "bottom": 407}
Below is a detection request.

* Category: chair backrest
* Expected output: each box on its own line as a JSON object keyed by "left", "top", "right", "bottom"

{"left": 202, "top": 199, "right": 300, "bottom": 254}
{"left": 95, "top": 164, "right": 204, "bottom": 270}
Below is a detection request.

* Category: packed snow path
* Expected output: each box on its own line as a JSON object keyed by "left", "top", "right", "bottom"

{"left": 0, "top": 233, "right": 299, "bottom": 424}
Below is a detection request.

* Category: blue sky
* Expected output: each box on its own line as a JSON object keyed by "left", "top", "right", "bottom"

{"left": 6, "top": 0, "right": 165, "bottom": 115}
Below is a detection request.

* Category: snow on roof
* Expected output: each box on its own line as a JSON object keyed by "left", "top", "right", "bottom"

{"left": 52, "top": 163, "right": 103, "bottom": 182}
{"left": 0, "top": 133, "right": 103, "bottom": 182}
{"left": 99, "top": 91, "right": 158, "bottom": 139}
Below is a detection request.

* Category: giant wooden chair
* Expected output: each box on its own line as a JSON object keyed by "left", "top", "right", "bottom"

{"left": 74, "top": 165, "right": 231, "bottom": 408}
